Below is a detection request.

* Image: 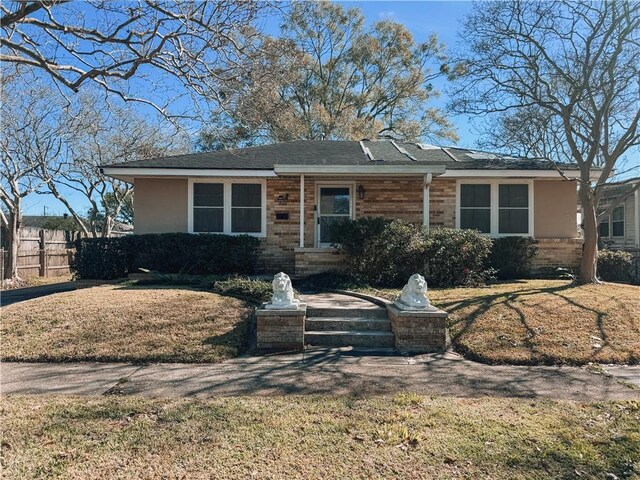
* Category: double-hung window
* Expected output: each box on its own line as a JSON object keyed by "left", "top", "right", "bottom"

{"left": 193, "top": 183, "right": 224, "bottom": 232}
{"left": 190, "top": 181, "right": 265, "bottom": 235}
{"left": 231, "top": 184, "right": 262, "bottom": 233}
{"left": 599, "top": 205, "right": 625, "bottom": 238}
{"left": 611, "top": 206, "right": 625, "bottom": 237}
{"left": 459, "top": 184, "right": 491, "bottom": 233}
{"left": 458, "top": 181, "right": 532, "bottom": 236}
{"left": 498, "top": 184, "right": 529, "bottom": 234}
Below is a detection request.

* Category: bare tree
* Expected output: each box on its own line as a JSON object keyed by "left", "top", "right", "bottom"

{"left": 0, "top": 74, "right": 61, "bottom": 279}
{"left": 200, "top": 2, "right": 458, "bottom": 148}
{"left": 450, "top": 1, "right": 640, "bottom": 283}
{"left": 1, "top": 1, "right": 267, "bottom": 119}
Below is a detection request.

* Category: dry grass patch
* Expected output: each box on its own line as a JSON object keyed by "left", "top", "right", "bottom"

{"left": 1, "top": 285, "right": 253, "bottom": 363}
{"left": 1, "top": 394, "right": 638, "bottom": 479}
{"left": 363, "top": 280, "right": 640, "bottom": 365}
{"left": 1, "top": 274, "right": 73, "bottom": 290}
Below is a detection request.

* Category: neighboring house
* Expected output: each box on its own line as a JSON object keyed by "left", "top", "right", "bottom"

{"left": 101, "top": 140, "right": 596, "bottom": 276}
{"left": 597, "top": 178, "right": 640, "bottom": 250}
{"left": 22, "top": 214, "right": 80, "bottom": 231}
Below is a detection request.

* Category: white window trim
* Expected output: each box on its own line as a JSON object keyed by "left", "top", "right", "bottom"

{"left": 611, "top": 204, "right": 625, "bottom": 238}
{"left": 187, "top": 178, "right": 267, "bottom": 237}
{"left": 315, "top": 181, "right": 356, "bottom": 248}
{"left": 456, "top": 179, "right": 535, "bottom": 237}
{"left": 599, "top": 204, "right": 626, "bottom": 239}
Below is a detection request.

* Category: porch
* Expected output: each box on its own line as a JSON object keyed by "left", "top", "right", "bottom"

{"left": 261, "top": 172, "right": 451, "bottom": 276}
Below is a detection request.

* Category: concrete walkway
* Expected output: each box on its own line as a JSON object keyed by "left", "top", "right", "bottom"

{"left": 2, "top": 348, "right": 638, "bottom": 401}
{"left": 1, "top": 282, "right": 77, "bottom": 307}
{"left": 299, "top": 291, "right": 384, "bottom": 310}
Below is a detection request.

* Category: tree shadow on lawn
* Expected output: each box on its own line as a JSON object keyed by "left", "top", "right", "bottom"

{"left": 202, "top": 309, "right": 255, "bottom": 357}
{"left": 438, "top": 282, "right": 632, "bottom": 366}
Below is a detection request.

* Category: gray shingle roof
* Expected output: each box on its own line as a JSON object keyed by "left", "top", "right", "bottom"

{"left": 599, "top": 178, "right": 640, "bottom": 199}
{"left": 102, "top": 140, "right": 580, "bottom": 171}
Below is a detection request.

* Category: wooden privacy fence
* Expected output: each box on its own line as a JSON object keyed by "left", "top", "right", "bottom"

{"left": 0, "top": 227, "right": 81, "bottom": 281}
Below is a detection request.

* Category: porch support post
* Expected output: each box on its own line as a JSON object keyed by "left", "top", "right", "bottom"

{"left": 299, "top": 174, "right": 305, "bottom": 248}
{"left": 423, "top": 173, "right": 432, "bottom": 232}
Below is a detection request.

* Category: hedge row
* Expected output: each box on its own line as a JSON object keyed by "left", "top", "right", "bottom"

{"left": 72, "top": 233, "right": 261, "bottom": 280}
{"left": 330, "top": 217, "right": 539, "bottom": 288}
{"left": 598, "top": 250, "right": 640, "bottom": 285}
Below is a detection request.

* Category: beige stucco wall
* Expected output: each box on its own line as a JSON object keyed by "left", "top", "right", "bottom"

{"left": 133, "top": 178, "right": 188, "bottom": 234}
{"left": 534, "top": 180, "right": 577, "bottom": 238}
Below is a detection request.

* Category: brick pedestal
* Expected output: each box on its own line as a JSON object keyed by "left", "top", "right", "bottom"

{"left": 387, "top": 304, "right": 450, "bottom": 353}
{"left": 256, "top": 303, "right": 307, "bottom": 351}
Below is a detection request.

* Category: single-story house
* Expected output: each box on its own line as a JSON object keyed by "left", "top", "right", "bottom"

{"left": 102, "top": 140, "right": 594, "bottom": 276}
{"left": 597, "top": 178, "right": 640, "bottom": 250}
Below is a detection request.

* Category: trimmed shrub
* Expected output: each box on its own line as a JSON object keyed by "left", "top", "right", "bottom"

{"left": 73, "top": 233, "right": 260, "bottom": 279}
{"left": 211, "top": 276, "right": 272, "bottom": 303}
{"left": 330, "top": 218, "right": 493, "bottom": 288}
{"left": 298, "top": 271, "right": 363, "bottom": 291}
{"left": 121, "top": 233, "right": 260, "bottom": 275}
{"left": 598, "top": 250, "right": 633, "bottom": 283}
{"left": 72, "top": 237, "right": 128, "bottom": 280}
{"left": 425, "top": 228, "right": 494, "bottom": 288}
{"left": 489, "top": 237, "right": 538, "bottom": 279}
{"left": 331, "top": 218, "right": 427, "bottom": 287}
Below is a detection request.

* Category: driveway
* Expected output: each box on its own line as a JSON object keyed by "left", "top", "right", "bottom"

{"left": 0, "top": 282, "right": 77, "bottom": 307}
{"left": 2, "top": 348, "right": 638, "bottom": 401}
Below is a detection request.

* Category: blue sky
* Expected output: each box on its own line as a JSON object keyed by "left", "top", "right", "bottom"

{"left": 22, "top": 1, "right": 478, "bottom": 216}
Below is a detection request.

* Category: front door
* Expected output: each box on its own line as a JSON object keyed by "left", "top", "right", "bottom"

{"left": 316, "top": 185, "right": 353, "bottom": 247}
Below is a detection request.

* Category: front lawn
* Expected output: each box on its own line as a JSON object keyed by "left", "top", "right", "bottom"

{"left": 365, "top": 280, "right": 640, "bottom": 365}
{"left": 1, "top": 394, "right": 638, "bottom": 479}
{"left": 0, "top": 285, "right": 253, "bottom": 363}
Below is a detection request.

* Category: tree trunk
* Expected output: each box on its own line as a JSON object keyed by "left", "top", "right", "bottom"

{"left": 5, "top": 203, "right": 21, "bottom": 280}
{"left": 578, "top": 183, "right": 598, "bottom": 283}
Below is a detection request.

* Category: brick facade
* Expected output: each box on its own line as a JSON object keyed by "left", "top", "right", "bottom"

{"left": 294, "top": 248, "right": 346, "bottom": 278}
{"left": 260, "top": 175, "right": 449, "bottom": 275}
{"left": 257, "top": 175, "right": 583, "bottom": 277}
{"left": 429, "top": 178, "right": 456, "bottom": 228}
{"left": 531, "top": 238, "right": 583, "bottom": 273}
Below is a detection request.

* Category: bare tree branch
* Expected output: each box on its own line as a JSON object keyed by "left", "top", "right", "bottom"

{"left": 450, "top": 0, "right": 640, "bottom": 283}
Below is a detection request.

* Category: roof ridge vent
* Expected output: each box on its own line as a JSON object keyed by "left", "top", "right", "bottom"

{"left": 390, "top": 140, "right": 417, "bottom": 161}
{"left": 359, "top": 140, "right": 375, "bottom": 161}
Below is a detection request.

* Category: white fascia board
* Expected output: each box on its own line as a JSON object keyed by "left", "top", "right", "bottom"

{"left": 274, "top": 164, "right": 446, "bottom": 175}
{"left": 440, "top": 169, "right": 595, "bottom": 180}
{"left": 101, "top": 167, "right": 277, "bottom": 180}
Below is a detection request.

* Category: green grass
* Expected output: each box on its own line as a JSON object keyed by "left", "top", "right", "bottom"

{"left": 358, "top": 280, "right": 640, "bottom": 366}
{"left": 1, "top": 395, "right": 638, "bottom": 479}
{"left": 1, "top": 285, "right": 253, "bottom": 363}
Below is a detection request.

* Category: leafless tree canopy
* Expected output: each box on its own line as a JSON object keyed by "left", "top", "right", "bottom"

{"left": 449, "top": 0, "right": 640, "bottom": 283}
{"left": 1, "top": 0, "right": 266, "bottom": 117}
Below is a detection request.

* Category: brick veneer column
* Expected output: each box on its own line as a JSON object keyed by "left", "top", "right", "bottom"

{"left": 255, "top": 303, "right": 307, "bottom": 351}
{"left": 387, "top": 304, "right": 450, "bottom": 353}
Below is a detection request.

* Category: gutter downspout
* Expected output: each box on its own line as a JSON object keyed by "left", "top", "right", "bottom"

{"left": 300, "top": 175, "right": 305, "bottom": 248}
{"left": 423, "top": 173, "right": 433, "bottom": 231}
{"left": 635, "top": 188, "right": 640, "bottom": 248}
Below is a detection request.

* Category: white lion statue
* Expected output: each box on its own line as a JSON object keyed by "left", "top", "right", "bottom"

{"left": 395, "top": 273, "right": 433, "bottom": 310}
{"left": 267, "top": 272, "right": 299, "bottom": 309}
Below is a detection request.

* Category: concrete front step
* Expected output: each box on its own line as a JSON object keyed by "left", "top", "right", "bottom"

{"left": 306, "top": 317, "right": 392, "bottom": 332}
{"left": 305, "top": 330, "right": 396, "bottom": 348}
{"left": 306, "top": 307, "right": 388, "bottom": 319}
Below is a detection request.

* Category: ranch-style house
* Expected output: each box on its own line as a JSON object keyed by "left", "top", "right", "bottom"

{"left": 102, "top": 140, "right": 596, "bottom": 277}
